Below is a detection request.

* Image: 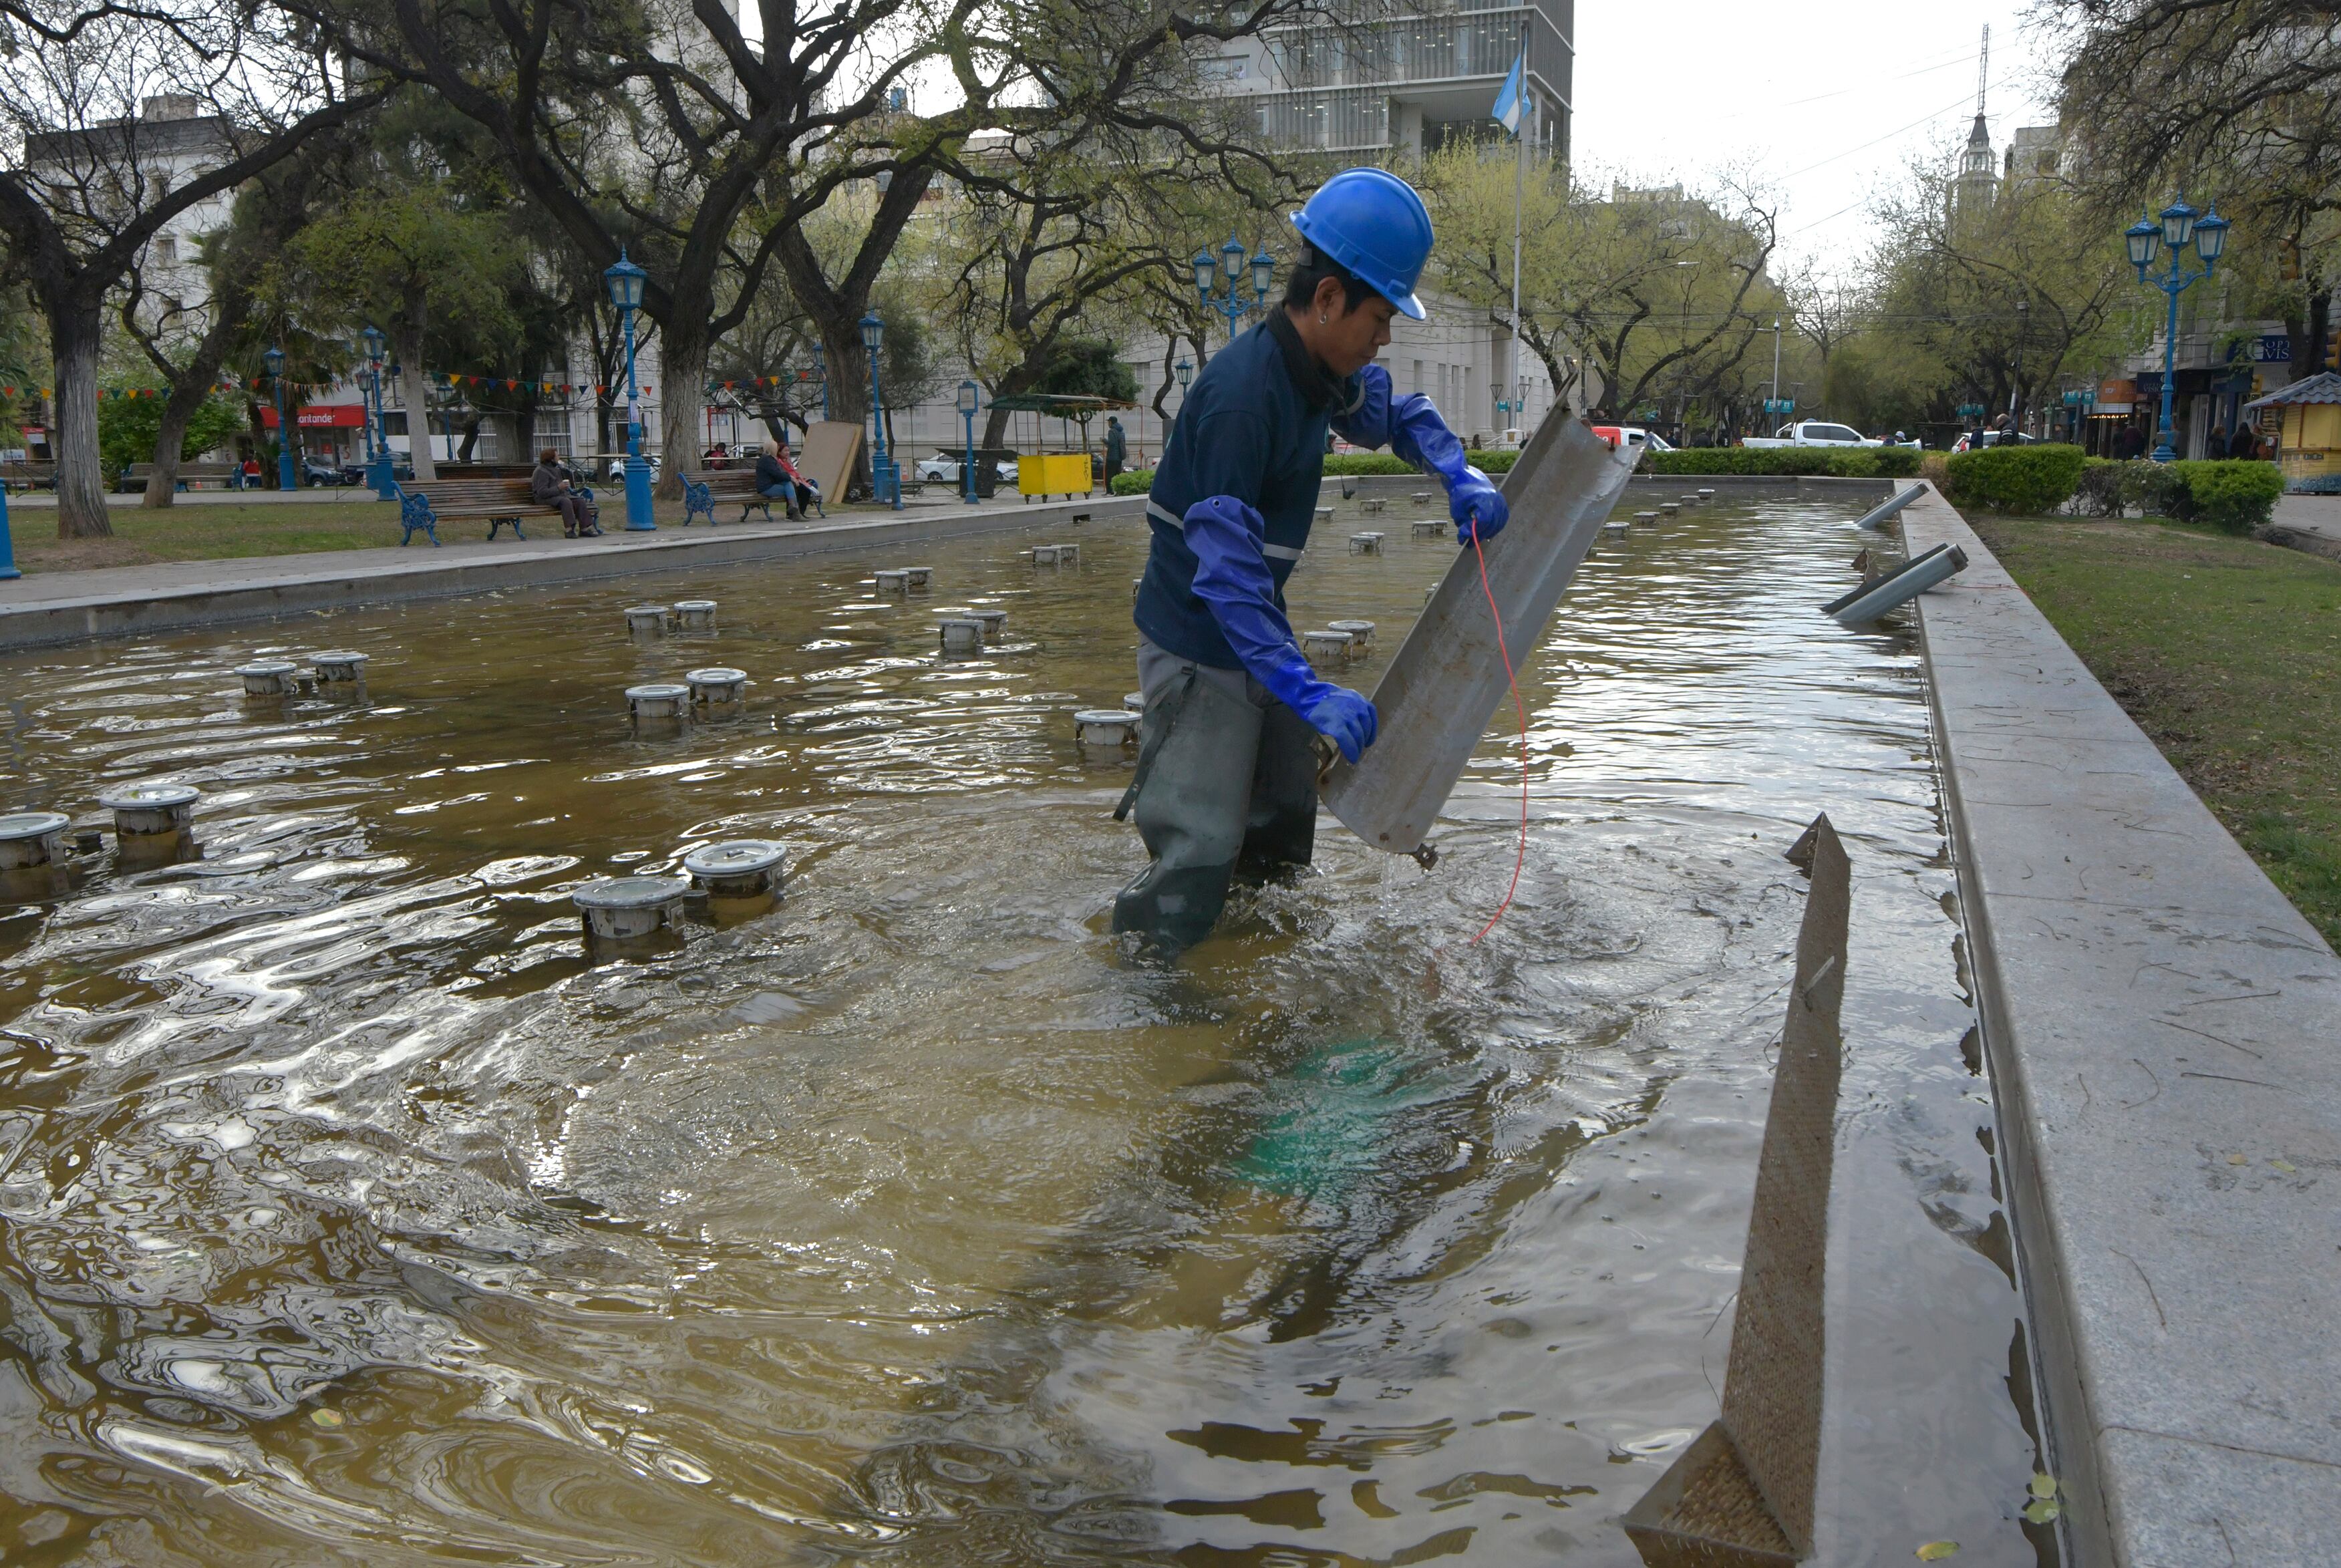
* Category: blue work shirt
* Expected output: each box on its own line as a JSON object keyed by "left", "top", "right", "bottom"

{"left": 1134, "top": 316, "right": 1360, "bottom": 668}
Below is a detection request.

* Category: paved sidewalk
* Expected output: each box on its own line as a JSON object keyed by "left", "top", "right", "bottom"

{"left": 1906, "top": 485, "right": 2341, "bottom": 1563}
{"left": 5, "top": 486, "right": 384, "bottom": 508}
{"left": 2272, "top": 492, "right": 2341, "bottom": 544}
{"left": 0, "top": 494, "right": 1134, "bottom": 650}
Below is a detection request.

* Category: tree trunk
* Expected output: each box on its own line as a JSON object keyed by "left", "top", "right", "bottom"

{"left": 2305, "top": 277, "right": 2332, "bottom": 385}
{"left": 456, "top": 412, "right": 483, "bottom": 462}
{"left": 655, "top": 319, "right": 707, "bottom": 500}
{"left": 398, "top": 307, "right": 436, "bottom": 482}
{"left": 49, "top": 296, "right": 112, "bottom": 538}
{"left": 142, "top": 379, "right": 202, "bottom": 509}
{"left": 142, "top": 271, "right": 248, "bottom": 510}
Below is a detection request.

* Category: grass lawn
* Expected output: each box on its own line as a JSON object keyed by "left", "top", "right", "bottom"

{"left": 6, "top": 494, "right": 704, "bottom": 573}
{"left": 1968, "top": 513, "right": 2341, "bottom": 947}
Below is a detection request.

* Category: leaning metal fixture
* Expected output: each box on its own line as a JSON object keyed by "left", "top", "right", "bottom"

{"left": 1823, "top": 542, "right": 1968, "bottom": 625}
{"left": 1623, "top": 813, "right": 1851, "bottom": 1567}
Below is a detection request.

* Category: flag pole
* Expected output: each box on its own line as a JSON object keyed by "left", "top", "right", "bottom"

{"left": 1511, "top": 21, "right": 1527, "bottom": 435}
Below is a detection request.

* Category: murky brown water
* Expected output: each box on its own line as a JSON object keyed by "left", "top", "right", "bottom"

{"left": 0, "top": 498, "right": 2042, "bottom": 1564}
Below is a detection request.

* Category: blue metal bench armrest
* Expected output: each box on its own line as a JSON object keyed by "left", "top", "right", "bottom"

{"left": 395, "top": 485, "right": 442, "bottom": 547}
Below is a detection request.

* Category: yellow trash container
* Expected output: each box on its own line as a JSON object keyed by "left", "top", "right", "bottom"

{"left": 1018, "top": 452, "right": 1092, "bottom": 502}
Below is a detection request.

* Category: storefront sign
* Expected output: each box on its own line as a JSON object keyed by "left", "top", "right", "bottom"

{"left": 259, "top": 406, "right": 368, "bottom": 429}
{"left": 2249, "top": 335, "right": 2291, "bottom": 363}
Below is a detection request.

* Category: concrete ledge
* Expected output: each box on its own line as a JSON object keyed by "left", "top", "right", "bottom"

{"left": 1903, "top": 486, "right": 2341, "bottom": 1563}
{"left": 0, "top": 494, "right": 1139, "bottom": 652}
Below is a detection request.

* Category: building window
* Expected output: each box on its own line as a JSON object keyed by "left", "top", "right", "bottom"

{"left": 1412, "top": 357, "right": 1424, "bottom": 395}
{"left": 154, "top": 233, "right": 176, "bottom": 263}
{"left": 1198, "top": 54, "right": 1247, "bottom": 80}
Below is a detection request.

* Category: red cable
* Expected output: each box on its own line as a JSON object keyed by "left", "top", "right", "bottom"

{"left": 1467, "top": 525, "right": 1531, "bottom": 946}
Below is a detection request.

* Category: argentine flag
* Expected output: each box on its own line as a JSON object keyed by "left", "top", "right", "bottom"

{"left": 1493, "top": 55, "right": 1526, "bottom": 137}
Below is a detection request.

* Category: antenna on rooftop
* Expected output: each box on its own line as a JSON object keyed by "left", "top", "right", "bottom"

{"left": 1976, "top": 24, "right": 1990, "bottom": 119}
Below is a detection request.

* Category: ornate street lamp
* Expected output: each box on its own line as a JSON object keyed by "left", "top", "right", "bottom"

{"left": 957, "top": 378, "right": 981, "bottom": 505}
{"left": 603, "top": 249, "right": 655, "bottom": 530}
{"left": 1197, "top": 236, "right": 1273, "bottom": 341}
{"left": 265, "top": 345, "right": 296, "bottom": 490}
{"left": 861, "top": 311, "right": 901, "bottom": 511}
{"left": 811, "top": 341, "right": 829, "bottom": 421}
{"left": 2127, "top": 196, "right": 2229, "bottom": 462}
{"left": 1175, "top": 357, "right": 1194, "bottom": 395}
{"left": 360, "top": 324, "right": 396, "bottom": 497}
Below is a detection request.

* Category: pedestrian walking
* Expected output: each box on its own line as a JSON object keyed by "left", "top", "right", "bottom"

{"left": 1104, "top": 416, "right": 1128, "bottom": 482}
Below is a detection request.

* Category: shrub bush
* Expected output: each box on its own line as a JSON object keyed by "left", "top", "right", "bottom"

{"left": 1941, "top": 443, "right": 2088, "bottom": 513}
{"left": 2073, "top": 458, "right": 2127, "bottom": 517}
{"left": 1645, "top": 445, "right": 1919, "bottom": 478}
{"left": 2064, "top": 457, "right": 2281, "bottom": 530}
{"left": 1108, "top": 468, "right": 1153, "bottom": 496}
{"left": 2171, "top": 459, "right": 2285, "bottom": 533}
{"left": 1321, "top": 452, "right": 1418, "bottom": 475}
{"left": 1466, "top": 448, "right": 1518, "bottom": 473}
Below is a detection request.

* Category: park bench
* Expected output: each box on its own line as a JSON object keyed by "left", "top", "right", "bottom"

{"left": 0, "top": 460, "right": 55, "bottom": 492}
{"left": 394, "top": 475, "right": 573, "bottom": 546}
{"left": 120, "top": 461, "right": 240, "bottom": 492}
{"left": 680, "top": 468, "right": 825, "bottom": 527}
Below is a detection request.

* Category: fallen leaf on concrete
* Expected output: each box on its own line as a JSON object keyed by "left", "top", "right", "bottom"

{"left": 1916, "top": 1543, "right": 1960, "bottom": 1561}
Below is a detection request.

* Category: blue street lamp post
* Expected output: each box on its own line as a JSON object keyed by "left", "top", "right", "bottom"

{"left": 1194, "top": 237, "right": 1275, "bottom": 341}
{"left": 2126, "top": 197, "right": 2229, "bottom": 463}
{"left": 265, "top": 347, "right": 297, "bottom": 490}
{"left": 604, "top": 249, "right": 655, "bottom": 530}
{"left": 361, "top": 325, "right": 396, "bottom": 498}
{"left": 1175, "top": 357, "right": 1194, "bottom": 402}
{"left": 862, "top": 311, "right": 901, "bottom": 511}
{"left": 812, "top": 343, "right": 829, "bottom": 420}
{"left": 957, "top": 378, "right": 981, "bottom": 505}
{"left": 0, "top": 470, "right": 18, "bottom": 581}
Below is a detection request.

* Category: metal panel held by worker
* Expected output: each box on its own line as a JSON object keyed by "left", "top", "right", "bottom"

{"left": 1319, "top": 415, "right": 1635, "bottom": 856}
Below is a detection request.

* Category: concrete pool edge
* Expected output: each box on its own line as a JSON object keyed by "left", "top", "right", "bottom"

{"left": 0, "top": 494, "right": 1143, "bottom": 652}
{"left": 1903, "top": 486, "right": 2341, "bottom": 1562}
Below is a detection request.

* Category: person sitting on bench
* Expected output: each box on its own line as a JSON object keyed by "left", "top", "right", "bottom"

{"left": 756, "top": 438, "right": 814, "bottom": 521}
{"left": 532, "top": 448, "right": 601, "bottom": 537}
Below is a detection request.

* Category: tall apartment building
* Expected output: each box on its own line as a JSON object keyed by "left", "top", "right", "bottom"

{"left": 1203, "top": 0, "right": 1571, "bottom": 160}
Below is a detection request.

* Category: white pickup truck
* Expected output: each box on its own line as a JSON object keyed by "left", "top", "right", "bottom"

{"left": 1741, "top": 421, "right": 1881, "bottom": 449}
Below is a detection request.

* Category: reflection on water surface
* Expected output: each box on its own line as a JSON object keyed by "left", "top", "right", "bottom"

{"left": 0, "top": 500, "right": 2038, "bottom": 1563}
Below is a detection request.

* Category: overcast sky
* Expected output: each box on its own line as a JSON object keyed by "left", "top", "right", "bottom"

{"left": 1571, "top": 0, "right": 2060, "bottom": 278}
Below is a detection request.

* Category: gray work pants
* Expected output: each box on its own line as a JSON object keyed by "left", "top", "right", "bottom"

{"left": 1111, "top": 640, "right": 1319, "bottom": 953}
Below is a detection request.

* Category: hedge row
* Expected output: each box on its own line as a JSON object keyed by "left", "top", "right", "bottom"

{"left": 1108, "top": 448, "right": 1515, "bottom": 498}
{"left": 1942, "top": 444, "right": 2089, "bottom": 513}
{"left": 2072, "top": 457, "right": 2284, "bottom": 533}
{"left": 1645, "top": 445, "right": 1923, "bottom": 478}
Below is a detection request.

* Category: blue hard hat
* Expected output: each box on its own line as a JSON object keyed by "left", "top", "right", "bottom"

{"left": 1291, "top": 168, "right": 1434, "bottom": 320}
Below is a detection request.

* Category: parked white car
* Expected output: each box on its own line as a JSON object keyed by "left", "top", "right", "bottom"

{"left": 1742, "top": 421, "right": 1881, "bottom": 449}
{"left": 914, "top": 453, "right": 1020, "bottom": 484}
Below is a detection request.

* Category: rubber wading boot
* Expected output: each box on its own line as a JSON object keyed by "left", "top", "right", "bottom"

{"left": 1113, "top": 671, "right": 1267, "bottom": 955}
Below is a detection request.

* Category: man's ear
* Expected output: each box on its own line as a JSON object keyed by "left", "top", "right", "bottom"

{"left": 1314, "top": 275, "right": 1349, "bottom": 319}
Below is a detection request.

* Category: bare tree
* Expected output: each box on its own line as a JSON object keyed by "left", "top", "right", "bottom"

{"left": 323, "top": 0, "right": 1324, "bottom": 498}
{"left": 2049, "top": 0, "right": 2341, "bottom": 366}
{"left": 943, "top": 120, "right": 1287, "bottom": 450}
{"left": 0, "top": 0, "right": 385, "bottom": 536}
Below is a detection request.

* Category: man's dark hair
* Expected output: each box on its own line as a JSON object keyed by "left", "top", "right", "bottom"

{"left": 1282, "top": 245, "right": 1380, "bottom": 315}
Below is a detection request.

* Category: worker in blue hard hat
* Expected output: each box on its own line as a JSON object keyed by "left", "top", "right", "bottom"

{"left": 1112, "top": 167, "right": 1510, "bottom": 954}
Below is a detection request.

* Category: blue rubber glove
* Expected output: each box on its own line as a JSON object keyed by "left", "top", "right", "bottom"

{"left": 1185, "top": 495, "right": 1379, "bottom": 762}
{"left": 1331, "top": 364, "right": 1511, "bottom": 544}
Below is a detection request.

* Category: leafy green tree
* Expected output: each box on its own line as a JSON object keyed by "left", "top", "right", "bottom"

{"left": 1421, "top": 146, "right": 1784, "bottom": 428}
{"left": 1866, "top": 156, "right": 2136, "bottom": 435}
{"left": 271, "top": 182, "right": 522, "bottom": 480}
{"left": 1036, "top": 338, "right": 1137, "bottom": 401}
{"left": 97, "top": 394, "right": 242, "bottom": 478}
